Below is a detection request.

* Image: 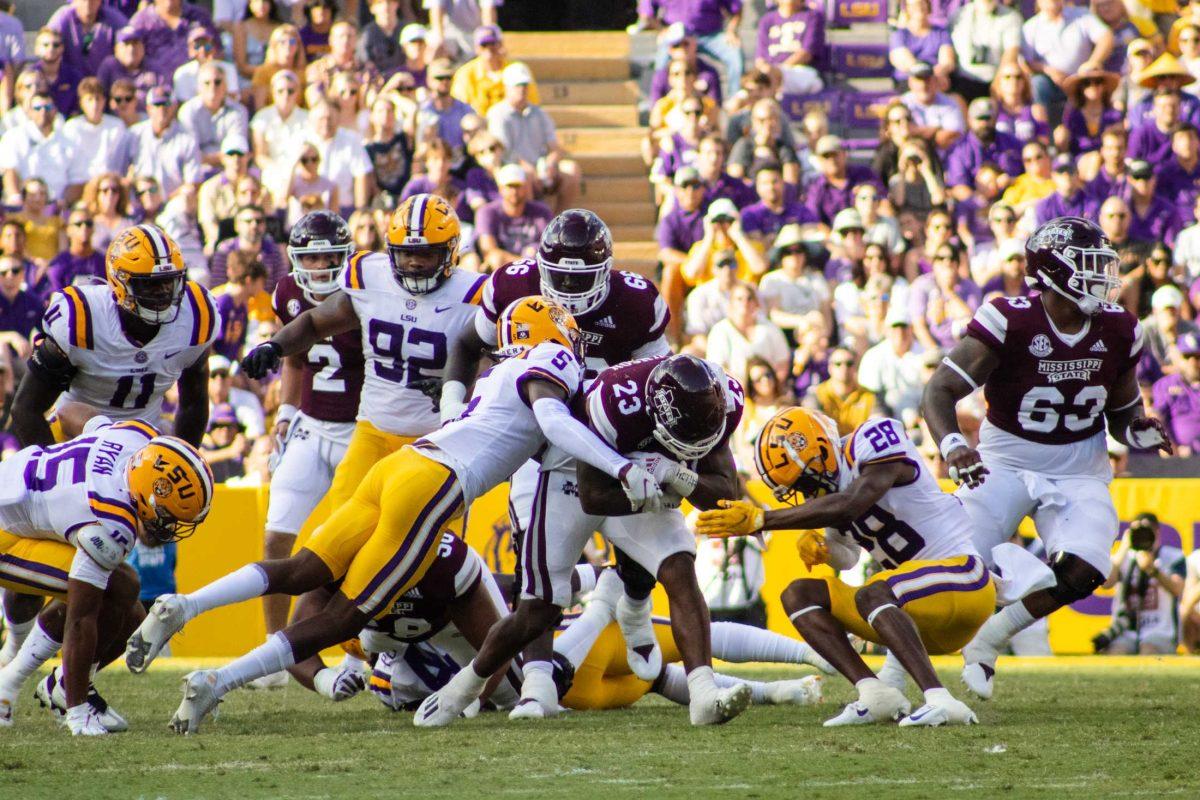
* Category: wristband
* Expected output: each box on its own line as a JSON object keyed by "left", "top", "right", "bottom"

{"left": 939, "top": 433, "right": 968, "bottom": 460}
{"left": 276, "top": 403, "right": 298, "bottom": 425}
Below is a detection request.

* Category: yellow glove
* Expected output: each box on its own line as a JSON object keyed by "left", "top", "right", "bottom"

{"left": 796, "top": 530, "right": 830, "bottom": 569}
{"left": 695, "top": 500, "right": 764, "bottom": 538}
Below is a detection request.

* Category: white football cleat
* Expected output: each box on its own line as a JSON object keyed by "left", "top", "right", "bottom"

{"left": 616, "top": 594, "right": 662, "bottom": 682}
{"left": 900, "top": 696, "right": 979, "bottom": 727}
{"left": 66, "top": 705, "right": 108, "bottom": 736}
{"left": 689, "top": 682, "right": 752, "bottom": 726}
{"left": 961, "top": 661, "right": 996, "bottom": 700}
{"left": 764, "top": 675, "right": 823, "bottom": 706}
{"left": 0, "top": 690, "right": 15, "bottom": 727}
{"left": 246, "top": 671, "right": 290, "bottom": 690}
{"left": 34, "top": 667, "right": 128, "bottom": 732}
{"left": 126, "top": 594, "right": 189, "bottom": 673}
{"left": 824, "top": 682, "right": 910, "bottom": 727}
{"left": 170, "top": 670, "right": 222, "bottom": 735}
{"left": 413, "top": 686, "right": 474, "bottom": 728}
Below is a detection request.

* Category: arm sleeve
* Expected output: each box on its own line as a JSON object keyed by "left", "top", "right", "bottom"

{"left": 532, "top": 396, "right": 630, "bottom": 479}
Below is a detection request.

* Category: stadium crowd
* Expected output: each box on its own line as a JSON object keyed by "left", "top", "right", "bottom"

{"left": 0, "top": 0, "right": 1198, "bottom": 488}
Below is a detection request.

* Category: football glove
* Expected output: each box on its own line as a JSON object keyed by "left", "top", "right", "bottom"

{"left": 240, "top": 341, "right": 283, "bottom": 379}
{"left": 630, "top": 452, "right": 700, "bottom": 498}
{"left": 314, "top": 666, "right": 366, "bottom": 702}
{"left": 695, "top": 500, "right": 764, "bottom": 538}
{"left": 618, "top": 462, "right": 664, "bottom": 513}
{"left": 796, "top": 530, "right": 830, "bottom": 568}
{"left": 1126, "top": 417, "right": 1173, "bottom": 454}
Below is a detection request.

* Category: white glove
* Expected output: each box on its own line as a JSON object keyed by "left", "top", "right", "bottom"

{"left": 1126, "top": 418, "right": 1170, "bottom": 451}
{"left": 314, "top": 666, "right": 367, "bottom": 702}
{"left": 630, "top": 451, "right": 700, "bottom": 498}
{"left": 66, "top": 703, "right": 107, "bottom": 736}
{"left": 440, "top": 380, "right": 468, "bottom": 425}
{"left": 660, "top": 488, "right": 684, "bottom": 510}
{"left": 618, "top": 462, "right": 664, "bottom": 513}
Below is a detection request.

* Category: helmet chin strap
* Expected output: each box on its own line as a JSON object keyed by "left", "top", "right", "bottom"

{"left": 1046, "top": 275, "right": 1102, "bottom": 316}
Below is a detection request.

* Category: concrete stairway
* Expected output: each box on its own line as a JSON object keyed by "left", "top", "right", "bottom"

{"left": 505, "top": 32, "right": 658, "bottom": 276}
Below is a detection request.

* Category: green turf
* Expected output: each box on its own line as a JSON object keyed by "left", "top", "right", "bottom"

{"left": 2, "top": 661, "right": 1198, "bottom": 799}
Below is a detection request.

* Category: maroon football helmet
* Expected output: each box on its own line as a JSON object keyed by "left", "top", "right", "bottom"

{"left": 288, "top": 210, "right": 352, "bottom": 303}
{"left": 537, "top": 209, "right": 613, "bottom": 315}
{"left": 1024, "top": 216, "right": 1120, "bottom": 316}
{"left": 646, "top": 355, "right": 727, "bottom": 460}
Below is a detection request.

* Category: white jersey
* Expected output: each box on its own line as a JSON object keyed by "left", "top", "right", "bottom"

{"left": 42, "top": 282, "right": 220, "bottom": 424}
{"left": 827, "top": 417, "right": 977, "bottom": 570}
{"left": 340, "top": 252, "right": 486, "bottom": 436}
{"left": 0, "top": 416, "right": 155, "bottom": 580}
{"left": 417, "top": 342, "right": 584, "bottom": 505}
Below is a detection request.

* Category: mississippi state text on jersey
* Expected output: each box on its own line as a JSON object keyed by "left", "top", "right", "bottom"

{"left": 966, "top": 295, "right": 1141, "bottom": 445}
{"left": 272, "top": 273, "right": 365, "bottom": 423}
{"left": 42, "top": 283, "right": 219, "bottom": 423}
{"left": 480, "top": 260, "right": 670, "bottom": 368}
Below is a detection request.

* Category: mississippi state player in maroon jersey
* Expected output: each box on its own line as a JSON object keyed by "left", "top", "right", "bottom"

{"left": 260, "top": 212, "right": 366, "bottom": 659}
{"left": 922, "top": 216, "right": 1172, "bottom": 700}
{"left": 438, "top": 210, "right": 673, "bottom": 712}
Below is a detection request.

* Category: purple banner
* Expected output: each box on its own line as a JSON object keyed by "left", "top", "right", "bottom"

{"left": 831, "top": 42, "right": 891, "bottom": 78}
{"left": 780, "top": 89, "right": 840, "bottom": 123}
{"left": 844, "top": 90, "right": 895, "bottom": 130}
{"left": 828, "top": 0, "right": 888, "bottom": 26}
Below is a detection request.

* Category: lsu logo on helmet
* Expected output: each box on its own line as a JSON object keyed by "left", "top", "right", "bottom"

{"left": 495, "top": 295, "right": 582, "bottom": 359}
{"left": 754, "top": 407, "right": 841, "bottom": 504}
{"left": 126, "top": 436, "right": 214, "bottom": 543}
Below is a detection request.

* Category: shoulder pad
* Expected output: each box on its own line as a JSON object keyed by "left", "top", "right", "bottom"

{"left": 965, "top": 297, "right": 1017, "bottom": 349}
{"left": 461, "top": 272, "right": 488, "bottom": 306}
{"left": 182, "top": 281, "right": 218, "bottom": 347}
{"left": 341, "top": 250, "right": 373, "bottom": 291}
{"left": 849, "top": 418, "right": 910, "bottom": 467}
{"left": 45, "top": 287, "right": 95, "bottom": 350}
{"left": 109, "top": 419, "right": 161, "bottom": 441}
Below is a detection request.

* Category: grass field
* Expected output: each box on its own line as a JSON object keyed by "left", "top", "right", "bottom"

{"left": 1, "top": 657, "right": 1198, "bottom": 799}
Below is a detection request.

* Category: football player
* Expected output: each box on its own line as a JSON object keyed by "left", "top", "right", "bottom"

{"left": 697, "top": 407, "right": 990, "bottom": 727}
{"left": 3, "top": 224, "right": 216, "bottom": 674}
{"left": 922, "top": 216, "right": 1173, "bottom": 700}
{"left": 439, "top": 209, "right": 673, "bottom": 699}
{"left": 0, "top": 403, "right": 212, "bottom": 735}
{"left": 258, "top": 211, "right": 365, "bottom": 669}
{"left": 420, "top": 354, "right": 753, "bottom": 727}
{"left": 126, "top": 297, "right": 663, "bottom": 734}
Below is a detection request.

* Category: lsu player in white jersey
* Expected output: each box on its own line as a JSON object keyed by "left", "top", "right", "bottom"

{"left": 125, "top": 297, "right": 664, "bottom": 734}
{"left": 0, "top": 404, "right": 212, "bottom": 735}
{"left": 698, "top": 408, "right": 992, "bottom": 728}
{"left": 3, "top": 224, "right": 216, "bottom": 668}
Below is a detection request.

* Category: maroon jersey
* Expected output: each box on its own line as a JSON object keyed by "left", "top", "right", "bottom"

{"left": 966, "top": 295, "right": 1142, "bottom": 445}
{"left": 271, "top": 274, "right": 365, "bottom": 423}
{"left": 480, "top": 259, "right": 671, "bottom": 368}
{"left": 364, "top": 531, "right": 482, "bottom": 643}
{"left": 584, "top": 355, "right": 745, "bottom": 461}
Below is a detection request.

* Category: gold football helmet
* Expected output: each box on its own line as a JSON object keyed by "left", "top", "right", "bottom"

{"left": 753, "top": 407, "right": 841, "bottom": 504}
{"left": 386, "top": 193, "right": 461, "bottom": 293}
{"left": 495, "top": 295, "right": 582, "bottom": 360}
{"left": 107, "top": 223, "right": 187, "bottom": 324}
{"left": 126, "top": 436, "right": 214, "bottom": 543}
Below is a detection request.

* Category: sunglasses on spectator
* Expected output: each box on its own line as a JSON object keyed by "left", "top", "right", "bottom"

{"left": 31, "top": 103, "right": 54, "bottom": 113}
{"left": 0, "top": 267, "right": 23, "bottom": 277}
{"left": 275, "top": 86, "right": 298, "bottom": 95}
{"left": 41, "top": 40, "right": 63, "bottom": 50}
{"left": 888, "top": 114, "right": 911, "bottom": 124}
{"left": 1023, "top": 153, "right": 1047, "bottom": 162}
{"left": 679, "top": 181, "right": 703, "bottom": 190}
{"left": 682, "top": 108, "right": 703, "bottom": 116}
{"left": 136, "top": 185, "right": 159, "bottom": 195}
{"left": 70, "top": 219, "right": 94, "bottom": 228}
{"left": 830, "top": 359, "right": 855, "bottom": 367}
{"left": 149, "top": 100, "right": 173, "bottom": 108}
{"left": 112, "top": 94, "right": 135, "bottom": 104}
{"left": 992, "top": 214, "right": 1016, "bottom": 224}
{"left": 300, "top": 155, "right": 320, "bottom": 164}
{"left": 1150, "top": 256, "right": 1170, "bottom": 264}
{"left": 750, "top": 372, "right": 774, "bottom": 382}
{"left": 211, "top": 370, "right": 231, "bottom": 379}
{"left": 193, "top": 41, "right": 214, "bottom": 50}
{"left": 1081, "top": 78, "right": 1105, "bottom": 88}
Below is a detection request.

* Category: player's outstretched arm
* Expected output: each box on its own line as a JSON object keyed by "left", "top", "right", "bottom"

{"left": 920, "top": 336, "right": 998, "bottom": 488}
{"left": 12, "top": 337, "right": 76, "bottom": 447}
{"left": 241, "top": 293, "right": 359, "bottom": 379}
{"left": 440, "top": 324, "right": 490, "bottom": 422}
{"left": 174, "top": 348, "right": 211, "bottom": 448}
{"left": 1104, "top": 366, "right": 1174, "bottom": 455}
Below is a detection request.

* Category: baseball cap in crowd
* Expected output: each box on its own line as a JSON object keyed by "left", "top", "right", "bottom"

{"left": 673, "top": 165, "right": 701, "bottom": 187}
{"left": 221, "top": 132, "right": 249, "bottom": 155}
{"left": 704, "top": 198, "right": 739, "bottom": 222}
{"left": 116, "top": 26, "right": 142, "bottom": 44}
{"left": 885, "top": 306, "right": 911, "bottom": 327}
{"left": 908, "top": 61, "right": 933, "bottom": 79}
{"left": 1128, "top": 37, "right": 1155, "bottom": 59}
{"left": 1151, "top": 284, "right": 1185, "bottom": 310}
{"left": 147, "top": 86, "right": 175, "bottom": 106}
{"left": 665, "top": 22, "right": 689, "bottom": 47}
{"left": 208, "top": 403, "right": 240, "bottom": 430}
{"left": 474, "top": 25, "right": 502, "bottom": 48}
{"left": 1129, "top": 159, "right": 1155, "bottom": 180}
{"left": 1179, "top": 331, "right": 1200, "bottom": 355}
{"left": 774, "top": 223, "right": 805, "bottom": 251}
{"left": 815, "top": 134, "right": 844, "bottom": 156}
{"left": 998, "top": 239, "right": 1026, "bottom": 261}
{"left": 968, "top": 97, "right": 995, "bottom": 120}
{"left": 187, "top": 27, "right": 213, "bottom": 45}
{"left": 429, "top": 58, "right": 455, "bottom": 80}
{"left": 1052, "top": 153, "right": 1076, "bottom": 173}
{"left": 208, "top": 354, "right": 233, "bottom": 374}
{"left": 833, "top": 208, "right": 864, "bottom": 233}
{"left": 496, "top": 163, "right": 527, "bottom": 186}
{"left": 400, "top": 24, "right": 427, "bottom": 44}
{"left": 502, "top": 62, "right": 533, "bottom": 87}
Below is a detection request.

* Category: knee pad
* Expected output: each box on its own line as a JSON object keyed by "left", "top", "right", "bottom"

{"left": 614, "top": 547, "right": 657, "bottom": 599}
{"left": 1045, "top": 553, "right": 1105, "bottom": 606}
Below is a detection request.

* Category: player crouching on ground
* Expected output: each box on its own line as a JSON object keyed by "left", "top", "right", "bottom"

{"left": 0, "top": 404, "right": 212, "bottom": 734}
{"left": 697, "top": 408, "right": 988, "bottom": 727}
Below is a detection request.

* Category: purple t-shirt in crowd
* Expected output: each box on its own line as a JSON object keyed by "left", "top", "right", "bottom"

{"left": 128, "top": 2, "right": 217, "bottom": 82}
{"left": 400, "top": 175, "right": 472, "bottom": 223}
{"left": 740, "top": 201, "right": 818, "bottom": 240}
{"left": 908, "top": 273, "right": 982, "bottom": 348}
{"left": 649, "top": 58, "right": 723, "bottom": 105}
{"left": 1033, "top": 190, "right": 1098, "bottom": 227}
{"left": 704, "top": 172, "right": 757, "bottom": 209}
{"left": 656, "top": 204, "right": 707, "bottom": 253}
{"left": 994, "top": 105, "right": 1049, "bottom": 147}
{"left": 1129, "top": 93, "right": 1200, "bottom": 130}
{"left": 1061, "top": 106, "right": 1123, "bottom": 155}
{"left": 213, "top": 292, "right": 249, "bottom": 361}
{"left": 639, "top": 0, "right": 742, "bottom": 37}
{"left": 943, "top": 131, "right": 1023, "bottom": 188}
{"left": 38, "top": 62, "right": 85, "bottom": 117}
{"left": 96, "top": 56, "right": 166, "bottom": 106}
{"left": 47, "top": 4, "right": 129, "bottom": 77}
{"left": 888, "top": 26, "right": 950, "bottom": 82}
{"left": 1128, "top": 121, "right": 1174, "bottom": 164}
{"left": 46, "top": 250, "right": 105, "bottom": 292}
{"left": 418, "top": 97, "right": 475, "bottom": 149}
{"left": 1126, "top": 195, "right": 1183, "bottom": 247}
{"left": 953, "top": 195, "right": 993, "bottom": 246}
{"left": 805, "top": 165, "right": 883, "bottom": 226}
{"left": 1158, "top": 159, "right": 1200, "bottom": 210}
{"left": 757, "top": 5, "right": 827, "bottom": 72}
{"left": 653, "top": 133, "right": 700, "bottom": 181}
{"left": 463, "top": 167, "right": 499, "bottom": 211}
{"left": 1084, "top": 166, "right": 1129, "bottom": 203}
{"left": 209, "top": 238, "right": 288, "bottom": 292}
{"left": 475, "top": 199, "right": 553, "bottom": 257}
{"left": 0, "top": 289, "right": 44, "bottom": 340}
{"left": 1152, "top": 373, "right": 1200, "bottom": 451}
{"left": 980, "top": 275, "right": 1033, "bottom": 298}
